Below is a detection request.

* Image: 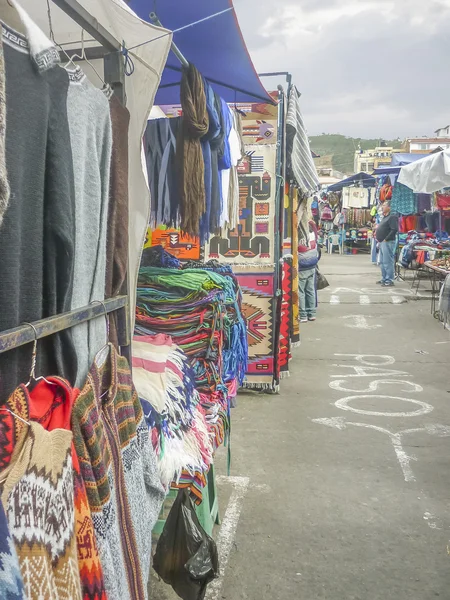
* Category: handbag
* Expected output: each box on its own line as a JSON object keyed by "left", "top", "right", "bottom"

{"left": 316, "top": 267, "right": 329, "bottom": 290}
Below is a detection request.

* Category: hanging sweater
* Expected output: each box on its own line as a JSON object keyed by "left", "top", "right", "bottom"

{"left": 0, "top": 417, "right": 82, "bottom": 600}
{"left": 71, "top": 346, "right": 165, "bottom": 600}
{"left": 64, "top": 66, "right": 112, "bottom": 387}
{"left": 0, "top": 499, "right": 24, "bottom": 600}
{"left": 0, "top": 26, "right": 10, "bottom": 229}
{"left": 0, "top": 21, "right": 77, "bottom": 400}
{"left": 26, "top": 378, "right": 107, "bottom": 600}
{"left": 106, "top": 94, "right": 130, "bottom": 348}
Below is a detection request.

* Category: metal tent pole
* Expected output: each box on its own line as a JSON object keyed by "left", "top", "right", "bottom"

{"left": 149, "top": 12, "right": 189, "bottom": 68}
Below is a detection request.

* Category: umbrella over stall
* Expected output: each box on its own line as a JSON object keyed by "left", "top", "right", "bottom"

{"left": 128, "top": 0, "right": 275, "bottom": 105}
{"left": 398, "top": 150, "right": 450, "bottom": 194}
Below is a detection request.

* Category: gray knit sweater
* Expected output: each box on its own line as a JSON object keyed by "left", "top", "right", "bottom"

{"left": 66, "top": 67, "right": 112, "bottom": 387}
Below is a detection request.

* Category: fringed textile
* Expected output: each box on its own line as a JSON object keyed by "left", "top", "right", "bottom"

{"left": 177, "top": 63, "right": 209, "bottom": 236}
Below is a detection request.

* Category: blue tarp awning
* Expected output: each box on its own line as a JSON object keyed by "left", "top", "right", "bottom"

{"left": 328, "top": 172, "right": 376, "bottom": 192}
{"left": 373, "top": 166, "right": 402, "bottom": 175}
{"left": 373, "top": 154, "right": 429, "bottom": 175}
{"left": 128, "top": 0, "right": 275, "bottom": 105}
{"left": 391, "top": 153, "right": 428, "bottom": 166}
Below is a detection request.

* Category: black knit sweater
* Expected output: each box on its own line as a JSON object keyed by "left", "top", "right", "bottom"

{"left": 0, "top": 25, "right": 77, "bottom": 398}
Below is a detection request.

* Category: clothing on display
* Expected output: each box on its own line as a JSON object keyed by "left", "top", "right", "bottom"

{"left": 0, "top": 19, "right": 77, "bottom": 399}
{"left": 391, "top": 182, "right": 417, "bottom": 215}
{"left": 145, "top": 83, "right": 245, "bottom": 243}
{"left": 344, "top": 208, "right": 372, "bottom": 228}
{"left": 286, "top": 85, "right": 319, "bottom": 194}
{"left": 342, "top": 187, "right": 369, "bottom": 209}
{"left": 135, "top": 252, "right": 248, "bottom": 447}
{"left": 290, "top": 188, "right": 301, "bottom": 347}
{"left": 106, "top": 94, "right": 131, "bottom": 348}
{"left": 279, "top": 258, "right": 293, "bottom": 378}
{"left": 177, "top": 63, "right": 209, "bottom": 236}
{"left": 66, "top": 66, "right": 112, "bottom": 387}
{"left": 132, "top": 334, "right": 213, "bottom": 502}
{"left": 72, "top": 346, "right": 165, "bottom": 600}
{"left": 0, "top": 4, "right": 170, "bottom": 600}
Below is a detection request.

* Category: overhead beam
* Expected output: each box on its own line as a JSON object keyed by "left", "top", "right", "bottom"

{"left": 51, "top": 0, "right": 121, "bottom": 51}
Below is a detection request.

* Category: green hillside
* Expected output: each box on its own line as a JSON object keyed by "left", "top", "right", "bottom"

{"left": 309, "top": 134, "right": 404, "bottom": 175}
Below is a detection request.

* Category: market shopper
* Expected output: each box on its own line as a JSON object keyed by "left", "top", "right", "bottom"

{"left": 376, "top": 202, "right": 399, "bottom": 287}
{"left": 298, "top": 219, "right": 320, "bottom": 322}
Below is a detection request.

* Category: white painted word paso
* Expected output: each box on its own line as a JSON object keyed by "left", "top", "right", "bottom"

{"left": 313, "top": 354, "right": 450, "bottom": 483}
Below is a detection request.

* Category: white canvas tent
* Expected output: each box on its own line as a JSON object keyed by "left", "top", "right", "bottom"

{"left": 398, "top": 149, "right": 450, "bottom": 194}
{"left": 15, "top": 0, "right": 172, "bottom": 323}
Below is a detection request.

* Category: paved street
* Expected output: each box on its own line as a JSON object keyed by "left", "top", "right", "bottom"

{"left": 154, "top": 254, "right": 450, "bottom": 600}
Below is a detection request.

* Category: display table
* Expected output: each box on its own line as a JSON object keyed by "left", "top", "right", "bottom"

{"left": 423, "top": 262, "right": 450, "bottom": 317}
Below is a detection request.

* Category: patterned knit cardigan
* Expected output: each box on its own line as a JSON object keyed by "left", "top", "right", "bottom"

{"left": 0, "top": 419, "right": 82, "bottom": 600}
{"left": 0, "top": 499, "right": 24, "bottom": 599}
{"left": 0, "top": 380, "right": 107, "bottom": 600}
{"left": 71, "top": 345, "right": 165, "bottom": 600}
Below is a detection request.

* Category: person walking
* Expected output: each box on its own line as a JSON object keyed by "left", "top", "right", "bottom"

{"left": 376, "top": 202, "right": 398, "bottom": 287}
{"left": 298, "top": 219, "right": 319, "bottom": 322}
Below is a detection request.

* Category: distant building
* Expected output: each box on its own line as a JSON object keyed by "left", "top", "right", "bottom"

{"left": 354, "top": 146, "right": 404, "bottom": 174}
{"left": 317, "top": 167, "right": 345, "bottom": 188}
{"left": 435, "top": 125, "right": 450, "bottom": 137}
{"left": 407, "top": 137, "right": 450, "bottom": 154}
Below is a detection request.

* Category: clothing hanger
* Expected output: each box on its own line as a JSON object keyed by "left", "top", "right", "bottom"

{"left": 23, "top": 322, "right": 57, "bottom": 388}
{"left": 72, "top": 28, "right": 106, "bottom": 87}
{"left": 90, "top": 301, "right": 112, "bottom": 399}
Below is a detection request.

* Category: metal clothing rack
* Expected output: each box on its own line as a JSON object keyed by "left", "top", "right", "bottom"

{"left": 0, "top": 0, "right": 131, "bottom": 365}
{"left": 53, "top": 0, "right": 126, "bottom": 104}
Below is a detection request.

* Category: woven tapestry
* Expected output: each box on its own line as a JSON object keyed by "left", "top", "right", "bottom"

{"left": 206, "top": 144, "right": 277, "bottom": 264}
{"left": 239, "top": 95, "right": 278, "bottom": 145}
{"left": 144, "top": 226, "right": 201, "bottom": 261}
{"left": 279, "top": 258, "right": 292, "bottom": 378}
{"left": 291, "top": 187, "right": 300, "bottom": 346}
{"left": 234, "top": 266, "right": 275, "bottom": 390}
{"left": 282, "top": 184, "right": 292, "bottom": 257}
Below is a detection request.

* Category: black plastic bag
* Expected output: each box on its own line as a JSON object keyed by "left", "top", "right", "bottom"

{"left": 316, "top": 267, "right": 329, "bottom": 290}
{"left": 153, "top": 489, "right": 219, "bottom": 600}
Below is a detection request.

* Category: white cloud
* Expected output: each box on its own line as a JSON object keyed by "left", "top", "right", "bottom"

{"left": 234, "top": 0, "right": 450, "bottom": 137}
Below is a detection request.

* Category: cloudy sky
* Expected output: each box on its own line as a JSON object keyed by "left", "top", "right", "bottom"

{"left": 233, "top": 0, "right": 450, "bottom": 139}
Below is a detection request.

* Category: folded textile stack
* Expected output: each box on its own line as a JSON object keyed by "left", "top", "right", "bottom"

{"left": 135, "top": 250, "right": 248, "bottom": 457}
{"left": 132, "top": 334, "right": 213, "bottom": 503}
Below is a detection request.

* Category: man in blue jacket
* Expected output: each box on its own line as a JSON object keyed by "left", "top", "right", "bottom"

{"left": 376, "top": 203, "right": 399, "bottom": 287}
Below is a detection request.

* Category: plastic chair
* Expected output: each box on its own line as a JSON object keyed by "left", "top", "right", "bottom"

{"left": 328, "top": 233, "right": 343, "bottom": 254}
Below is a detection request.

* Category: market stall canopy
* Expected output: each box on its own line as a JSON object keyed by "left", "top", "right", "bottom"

{"left": 373, "top": 154, "right": 429, "bottom": 176}
{"left": 327, "top": 172, "right": 376, "bottom": 192}
{"left": 128, "top": 0, "right": 275, "bottom": 105}
{"left": 398, "top": 150, "right": 450, "bottom": 193}
{"left": 391, "top": 153, "right": 429, "bottom": 167}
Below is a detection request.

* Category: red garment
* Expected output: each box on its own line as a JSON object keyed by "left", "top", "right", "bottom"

{"left": 380, "top": 184, "right": 393, "bottom": 202}
{"left": 21, "top": 378, "right": 107, "bottom": 600}
{"left": 404, "top": 215, "right": 417, "bottom": 232}
{"left": 436, "top": 194, "right": 450, "bottom": 210}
